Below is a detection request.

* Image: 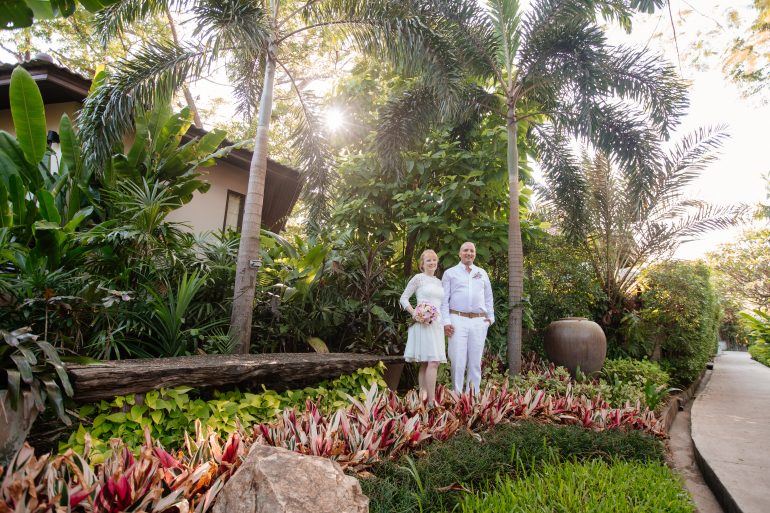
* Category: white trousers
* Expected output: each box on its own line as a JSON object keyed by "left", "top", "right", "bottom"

{"left": 447, "top": 314, "right": 489, "bottom": 394}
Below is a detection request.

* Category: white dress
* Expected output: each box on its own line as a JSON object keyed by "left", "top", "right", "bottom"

{"left": 400, "top": 273, "right": 447, "bottom": 363}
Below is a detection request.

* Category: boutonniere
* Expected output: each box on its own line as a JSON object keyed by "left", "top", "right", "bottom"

{"left": 472, "top": 271, "right": 482, "bottom": 279}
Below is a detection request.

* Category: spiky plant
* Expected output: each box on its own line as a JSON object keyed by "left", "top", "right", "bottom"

{"left": 540, "top": 126, "right": 746, "bottom": 313}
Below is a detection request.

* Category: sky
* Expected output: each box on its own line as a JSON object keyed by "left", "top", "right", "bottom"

{"left": 606, "top": 1, "right": 770, "bottom": 259}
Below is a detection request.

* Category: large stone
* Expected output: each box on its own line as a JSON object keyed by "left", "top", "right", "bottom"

{"left": 212, "top": 444, "right": 369, "bottom": 513}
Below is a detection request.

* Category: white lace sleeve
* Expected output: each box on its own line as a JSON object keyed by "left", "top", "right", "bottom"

{"left": 399, "top": 274, "right": 421, "bottom": 311}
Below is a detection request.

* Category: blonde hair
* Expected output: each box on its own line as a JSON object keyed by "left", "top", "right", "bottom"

{"left": 418, "top": 249, "right": 438, "bottom": 272}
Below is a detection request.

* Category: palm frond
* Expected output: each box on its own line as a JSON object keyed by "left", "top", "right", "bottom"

{"left": 488, "top": 0, "right": 521, "bottom": 77}
{"left": 229, "top": 46, "right": 266, "bottom": 121}
{"left": 277, "top": 62, "right": 335, "bottom": 229}
{"left": 191, "top": 0, "right": 271, "bottom": 53}
{"left": 375, "top": 81, "right": 441, "bottom": 172}
{"left": 554, "top": 100, "right": 662, "bottom": 212}
{"left": 533, "top": 124, "right": 587, "bottom": 241}
{"left": 93, "top": 0, "right": 186, "bottom": 45}
{"left": 78, "top": 40, "right": 211, "bottom": 171}
{"left": 308, "top": 0, "right": 466, "bottom": 100}
{"left": 601, "top": 46, "right": 688, "bottom": 137}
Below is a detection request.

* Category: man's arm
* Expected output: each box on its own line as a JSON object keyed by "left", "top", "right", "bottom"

{"left": 484, "top": 271, "right": 495, "bottom": 325}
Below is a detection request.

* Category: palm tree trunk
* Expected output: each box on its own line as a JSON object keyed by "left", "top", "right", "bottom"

{"left": 230, "top": 45, "right": 277, "bottom": 354}
{"left": 506, "top": 102, "right": 523, "bottom": 375}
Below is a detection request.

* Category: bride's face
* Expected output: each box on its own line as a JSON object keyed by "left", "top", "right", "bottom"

{"left": 422, "top": 254, "right": 438, "bottom": 273}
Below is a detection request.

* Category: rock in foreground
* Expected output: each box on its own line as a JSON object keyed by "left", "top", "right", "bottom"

{"left": 212, "top": 444, "right": 368, "bottom": 513}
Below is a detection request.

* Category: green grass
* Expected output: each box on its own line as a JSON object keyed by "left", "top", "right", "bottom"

{"left": 459, "top": 459, "right": 695, "bottom": 513}
{"left": 359, "top": 421, "right": 666, "bottom": 513}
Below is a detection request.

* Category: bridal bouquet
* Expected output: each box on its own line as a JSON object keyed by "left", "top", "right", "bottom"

{"left": 413, "top": 303, "right": 439, "bottom": 325}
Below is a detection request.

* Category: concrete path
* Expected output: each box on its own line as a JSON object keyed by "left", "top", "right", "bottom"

{"left": 668, "top": 370, "right": 723, "bottom": 513}
{"left": 691, "top": 352, "right": 770, "bottom": 513}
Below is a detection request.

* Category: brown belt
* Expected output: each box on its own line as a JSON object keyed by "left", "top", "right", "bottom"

{"left": 450, "top": 309, "right": 486, "bottom": 319}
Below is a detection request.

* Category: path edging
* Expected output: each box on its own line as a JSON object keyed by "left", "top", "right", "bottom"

{"left": 693, "top": 440, "right": 743, "bottom": 513}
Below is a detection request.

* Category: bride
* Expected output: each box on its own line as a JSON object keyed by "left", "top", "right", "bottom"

{"left": 399, "top": 249, "right": 446, "bottom": 406}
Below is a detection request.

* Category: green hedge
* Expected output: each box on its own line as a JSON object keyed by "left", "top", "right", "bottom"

{"left": 749, "top": 341, "right": 770, "bottom": 367}
{"left": 360, "top": 421, "right": 665, "bottom": 513}
{"left": 639, "top": 261, "right": 720, "bottom": 386}
{"left": 459, "top": 459, "right": 694, "bottom": 513}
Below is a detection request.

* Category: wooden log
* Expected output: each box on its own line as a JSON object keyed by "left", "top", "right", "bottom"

{"left": 65, "top": 353, "right": 405, "bottom": 403}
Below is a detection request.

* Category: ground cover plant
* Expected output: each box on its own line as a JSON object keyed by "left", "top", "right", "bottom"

{"left": 2, "top": 378, "right": 665, "bottom": 513}
{"left": 360, "top": 421, "right": 666, "bottom": 513}
{"left": 61, "top": 365, "right": 386, "bottom": 462}
{"left": 459, "top": 458, "right": 694, "bottom": 513}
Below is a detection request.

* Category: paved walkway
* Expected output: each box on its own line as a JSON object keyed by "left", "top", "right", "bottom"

{"left": 691, "top": 351, "right": 770, "bottom": 513}
{"left": 668, "top": 371, "right": 722, "bottom": 513}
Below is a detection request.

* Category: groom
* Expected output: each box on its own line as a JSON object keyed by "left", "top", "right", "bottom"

{"left": 440, "top": 241, "right": 494, "bottom": 394}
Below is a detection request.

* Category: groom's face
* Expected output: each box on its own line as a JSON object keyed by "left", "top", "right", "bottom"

{"left": 459, "top": 243, "right": 476, "bottom": 266}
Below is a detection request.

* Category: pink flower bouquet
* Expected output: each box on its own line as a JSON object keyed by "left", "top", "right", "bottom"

{"left": 413, "top": 302, "right": 439, "bottom": 324}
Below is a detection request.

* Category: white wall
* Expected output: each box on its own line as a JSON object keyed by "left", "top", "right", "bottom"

{"left": 166, "top": 161, "right": 248, "bottom": 233}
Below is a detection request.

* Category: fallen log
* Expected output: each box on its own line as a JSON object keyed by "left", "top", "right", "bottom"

{"left": 65, "top": 353, "right": 405, "bottom": 403}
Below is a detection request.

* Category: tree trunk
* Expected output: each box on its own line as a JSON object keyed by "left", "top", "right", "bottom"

{"left": 230, "top": 45, "right": 277, "bottom": 354}
{"left": 506, "top": 103, "right": 523, "bottom": 375}
{"left": 403, "top": 230, "right": 417, "bottom": 278}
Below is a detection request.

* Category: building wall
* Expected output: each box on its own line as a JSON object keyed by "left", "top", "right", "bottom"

{"left": 166, "top": 161, "right": 248, "bottom": 233}
{"left": 0, "top": 101, "right": 248, "bottom": 234}
{"left": 0, "top": 101, "right": 80, "bottom": 133}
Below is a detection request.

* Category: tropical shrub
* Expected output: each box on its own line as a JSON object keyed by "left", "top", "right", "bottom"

{"left": 62, "top": 366, "right": 386, "bottom": 462}
{"left": 523, "top": 234, "right": 607, "bottom": 355}
{"left": 601, "top": 358, "right": 670, "bottom": 389}
{"left": 638, "top": 261, "right": 721, "bottom": 386}
{"left": 459, "top": 459, "right": 694, "bottom": 513}
{"left": 2, "top": 429, "right": 243, "bottom": 513}
{"left": 0, "top": 327, "right": 72, "bottom": 424}
{"left": 0, "top": 67, "right": 237, "bottom": 359}
{"left": 361, "top": 421, "right": 665, "bottom": 513}
{"left": 253, "top": 381, "right": 663, "bottom": 470}
{"left": 742, "top": 310, "right": 770, "bottom": 367}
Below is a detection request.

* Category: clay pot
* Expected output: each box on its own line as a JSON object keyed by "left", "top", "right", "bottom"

{"left": 544, "top": 317, "right": 607, "bottom": 376}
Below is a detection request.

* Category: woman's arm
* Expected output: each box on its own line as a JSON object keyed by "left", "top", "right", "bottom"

{"left": 399, "top": 275, "right": 419, "bottom": 314}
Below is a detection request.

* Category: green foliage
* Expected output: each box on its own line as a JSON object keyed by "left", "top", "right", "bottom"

{"left": 0, "top": 74, "right": 235, "bottom": 359}
{"left": 638, "top": 261, "right": 721, "bottom": 386}
{"left": 707, "top": 229, "right": 770, "bottom": 312}
{"left": 0, "top": 1, "right": 120, "bottom": 30}
{"left": 601, "top": 358, "right": 670, "bottom": 389}
{"left": 360, "top": 421, "right": 666, "bottom": 513}
{"left": 62, "top": 365, "right": 386, "bottom": 462}
{"left": 523, "top": 234, "right": 607, "bottom": 354}
{"left": 742, "top": 310, "right": 770, "bottom": 367}
{"left": 251, "top": 234, "right": 403, "bottom": 354}
{"left": 512, "top": 364, "right": 657, "bottom": 409}
{"left": 0, "top": 327, "right": 72, "bottom": 424}
{"left": 459, "top": 459, "right": 694, "bottom": 513}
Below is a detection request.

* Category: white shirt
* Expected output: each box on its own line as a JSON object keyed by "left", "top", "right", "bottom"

{"left": 440, "top": 262, "right": 494, "bottom": 325}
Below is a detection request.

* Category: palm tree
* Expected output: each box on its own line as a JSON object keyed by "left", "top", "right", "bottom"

{"left": 76, "top": 0, "right": 437, "bottom": 353}
{"left": 540, "top": 126, "right": 745, "bottom": 317}
{"left": 323, "top": 0, "right": 688, "bottom": 373}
